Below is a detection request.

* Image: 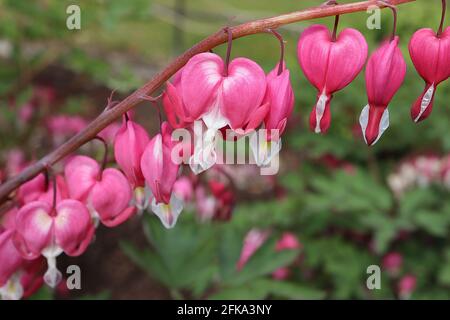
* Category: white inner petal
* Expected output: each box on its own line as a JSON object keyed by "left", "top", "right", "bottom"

{"left": 250, "top": 131, "right": 282, "bottom": 167}
{"left": 202, "top": 94, "right": 228, "bottom": 130}
{"left": 359, "top": 104, "right": 370, "bottom": 145}
{"left": 42, "top": 250, "right": 63, "bottom": 288}
{"left": 315, "top": 91, "right": 328, "bottom": 134}
{"left": 358, "top": 105, "right": 390, "bottom": 146}
{"left": 414, "top": 83, "right": 434, "bottom": 123}
{"left": 189, "top": 129, "right": 217, "bottom": 175}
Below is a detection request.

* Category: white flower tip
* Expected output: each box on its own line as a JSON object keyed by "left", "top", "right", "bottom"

{"left": 44, "top": 266, "right": 62, "bottom": 288}
{"left": 151, "top": 194, "right": 183, "bottom": 229}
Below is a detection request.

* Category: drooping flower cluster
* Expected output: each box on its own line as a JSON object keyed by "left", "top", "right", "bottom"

{"left": 163, "top": 29, "right": 294, "bottom": 172}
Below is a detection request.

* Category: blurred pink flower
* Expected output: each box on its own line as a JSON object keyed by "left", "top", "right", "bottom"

{"left": 398, "top": 274, "right": 416, "bottom": 299}
{"left": 46, "top": 115, "right": 87, "bottom": 136}
{"left": 382, "top": 252, "right": 403, "bottom": 276}
{"left": 173, "top": 176, "right": 194, "bottom": 202}
{"left": 275, "top": 232, "right": 301, "bottom": 251}
{"left": 5, "top": 149, "right": 26, "bottom": 177}
{"left": 18, "top": 103, "right": 35, "bottom": 123}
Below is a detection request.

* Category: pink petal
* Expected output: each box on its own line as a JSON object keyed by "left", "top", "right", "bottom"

{"left": 17, "top": 173, "right": 46, "bottom": 204}
{"left": 14, "top": 201, "right": 53, "bottom": 259}
{"left": 181, "top": 52, "right": 223, "bottom": 120}
{"left": 221, "top": 58, "right": 267, "bottom": 130}
{"left": 54, "top": 199, "right": 94, "bottom": 256}
{"left": 64, "top": 155, "right": 100, "bottom": 201}
{"left": 163, "top": 82, "right": 191, "bottom": 128}
{"left": 409, "top": 27, "right": 450, "bottom": 85}
{"left": 141, "top": 129, "right": 179, "bottom": 204}
{"left": 90, "top": 168, "right": 135, "bottom": 227}
{"left": 297, "top": 25, "right": 367, "bottom": 93}
{"left": 0, "top": 229, "right": 25, "bottom": 286}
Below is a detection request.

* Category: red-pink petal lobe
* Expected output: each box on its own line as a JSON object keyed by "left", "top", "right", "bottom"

{"left": 114, "top": 118, "right": 150, "bottom": 188}
{"left": 90, "top": 168, "right": 135, "bottom": 227}
{"left": 141, "top": 134, "right": 164, "bottom": 199}
{"left": 0, "top": 229, "right": 25, "bottom": 286}
{"left": 237, "top": 102, "right": 270, "bottom": 135}
{"left": 297, "top": 25, "right": 332, "bottom": 90}
{"left": 297, "top": 25, "right": 368, "bottom": 93}
{"left": 181, "top": 52, "right": 223, "bottom": 120}
{"left": 326, "top": 28, "right": 368, "bottom": 92}
{"left": 365, "top": 36, "right": 406, "bottom": 108}
{"left": 409, "top": 27, "right": 450, "bottom": 85}
{"left": 14, "top": 201, "right": 53, "bottom": 259}
{"left": 64, "top": 155, "right": 100, "bottom": 201}
{"left": 141, "top": 129, "right": 179, "bottom": 204}
{"left": 221, "top": 58, "right": 267, "bottom": 130}
{"left": 54, "top": 199, "right": 94, "bottom": 256}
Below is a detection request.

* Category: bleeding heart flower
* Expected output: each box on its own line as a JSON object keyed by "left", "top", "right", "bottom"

{"left": 0, "top": 229, "right": 25, "bottom": 288}
{"left": 264, "top": 63, "right": 295, "bottom": 138}
{"left": 181, "top": 52, "right": 268, "bottom": 132}
{"left": 409, "top": 27, "right": 450, "bottom": 122}
{"left": 64, "top": 155, "right": 136, "bottom": 227}
{"left": 297, "top": 24, "right": 368, "bottom": 133}
{"left": 359, "top": 36, "right": 406, "bottom": 146}
{"left": 13, "top": 200, "right": 94, "bottom": 287}
{"left": 114, "top": 115, "right": 150, "bottom": 188}
{"left": 141, "top": 122, "right": 183, "bottom": 228}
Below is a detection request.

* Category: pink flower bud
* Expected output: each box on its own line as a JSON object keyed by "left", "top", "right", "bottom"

{"left": 114, "top": 116, "right": 150, "bottom": 188}
{"left": 0, "top": 229, "right": 25, "bottom": 287}
{"left": 359, "top": 37, "right": 406, "bottom": 146}
{"left": 13, "top": 200, "right": 95, "bottom": 287}
{"left": 263, "top": 63, "right": 295, "bottom": 138}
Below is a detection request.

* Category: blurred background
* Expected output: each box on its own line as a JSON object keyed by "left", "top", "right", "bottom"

{"left": 0, "top": 0, "right": 449, "bottom": 299}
